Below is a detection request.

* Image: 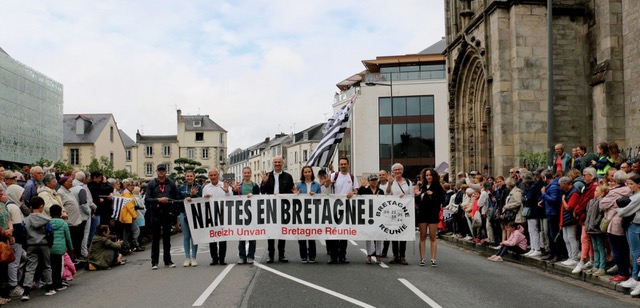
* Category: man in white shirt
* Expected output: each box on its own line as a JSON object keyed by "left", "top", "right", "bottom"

{"left": 202, "top": 167, "right": 231, "bottom": 266}
{"left": 328, "top": 157, "right": 358, "bottom": 264}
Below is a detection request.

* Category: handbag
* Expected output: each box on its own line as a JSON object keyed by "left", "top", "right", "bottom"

{"left": 522, "top": 207, "right": 532, "bottom": 219}
{"left": 0, "top": 241, "right": 15, "bottom": 264}
{"left": 502, "top": 209, "right": 516, "bottom": 222}
{"left": 600, "top": 217, "right": 610, "bottom": 233}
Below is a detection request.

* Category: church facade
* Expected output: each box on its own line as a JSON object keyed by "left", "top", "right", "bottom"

{"left": 444, "top": 0, "right": 640, "bottom": 175}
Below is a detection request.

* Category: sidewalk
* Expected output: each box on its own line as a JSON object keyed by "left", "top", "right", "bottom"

{"left": 439, "top": 234, "right": 637, "bottom": 297}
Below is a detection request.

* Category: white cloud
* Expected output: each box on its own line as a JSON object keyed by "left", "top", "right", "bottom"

{"left": 0, "top": 0, "right": 445, "bottom": 152}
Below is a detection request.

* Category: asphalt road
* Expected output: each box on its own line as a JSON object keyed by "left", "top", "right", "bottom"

{"left": 13, "top": 233, "right": 640, "bottom": 308}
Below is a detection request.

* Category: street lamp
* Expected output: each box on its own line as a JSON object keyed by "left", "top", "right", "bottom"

{"left": 365, "top": 72, "right": 394, "bottom": 170}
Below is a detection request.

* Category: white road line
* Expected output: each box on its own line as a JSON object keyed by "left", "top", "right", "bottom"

{"left": 192, "top": 264, "right": 235, "bottom": 306}
{"left": 319, "top": 240, "right": 326, "bottom": 246}
{"left": 359, "top": 248, "right": 389, "bottom": 268}
{"left": 349, "top": 240, "right": 358, "bottom": 246}
{"left": 398, "top": 278, "right": 442, "bottom": 308}
{"left": 254, "top": 262, "right": 375, "bottom": 308}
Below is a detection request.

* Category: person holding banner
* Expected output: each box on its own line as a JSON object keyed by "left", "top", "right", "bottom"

{"left": 178, "top": 171, "right": 203, "bottom": 267}
{"left": 260, "top": 155, "right": 294, "bottom": 263}
{"left": 234, "top": 167, "right": 260, "bottom": 265}
{"left": 293, "top": 166, "right": 321, "bottom": 263}
{"left": 386, "top": 163, "right": 413, "bottom": 265}
{"left": 145, "top": 164, "right": 179, "bottom": 270}
{"left": 328, "top": 157, "right": 358, "bottom": 264}
{"left": 378, "top": 170, "right": 391, "bottom": 258}
{"left": 358, "top": 174, "right": 384, "bottom": 264}
{"left": 203, "top": 167, "right": 232, "bottom": 265}
{"left": 414, "top": 168, "right": 445, "bottom": 267}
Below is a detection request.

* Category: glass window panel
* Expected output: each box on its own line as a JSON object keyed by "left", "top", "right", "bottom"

{"left": 379, "top": 98, "right": 391, "bottom": 117}
{"left": 399, "top": 65, "right": 419, "bottom": 72}
{"left": 406, "top": 72, "right": 419, "bottom": 80}
{"left": 393, "top": 123, "right": 407, "bottom": 158}
{"left": 406, "top": 97, "right": 420, "bottom": 116}
{"left": 420, "top": 96, "right": 434, "bottom": 115}
{"left": 379, "top": 124, "right": 392, "bottom": 160}
{"left": 392, "top": 97, "right": 406, "bottom": 117}
{"left": 380, "top": 67, "right": 399, "bottom": 73}
{"left": 421, "top": 123, "right": 435, "bottom": 139}
{"left": 407, "top": 123, "right": 421, "bottom": 158}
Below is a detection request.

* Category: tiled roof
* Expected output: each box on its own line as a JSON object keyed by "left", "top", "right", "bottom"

{"left": 182, "top": 115, "right": 226, "bottom": 132}
{"left": 119, "top": 130, "right": 136, "bottom": 148}
{"left": 63, "top": 113, "right": 113, "bottom": 144}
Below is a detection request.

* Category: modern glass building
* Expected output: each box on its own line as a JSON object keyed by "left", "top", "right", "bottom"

{"left": 0, "top": 47, "right": 63, "bottom": 165}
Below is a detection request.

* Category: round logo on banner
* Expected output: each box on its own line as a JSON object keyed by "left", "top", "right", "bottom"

{"left": 376, "top": 200, "right": 409, "bottom": 235}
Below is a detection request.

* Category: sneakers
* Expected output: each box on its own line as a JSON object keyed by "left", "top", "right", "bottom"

{"left": 583, "top": 268, "right": 594, "bottom": 275}
{"left": 430, "top": 259, "right": 438, "bottom": 267}
{"left": 21, "top": 294, "right": 29, "bottom": 302}
{"left": 463, "top": 236, "right": 473, "bottom": 241}
{"left": 191, "top": 259, "right": 198, "bottom": 267}
{"left": 584, "top": 260, "right": 593, "bottom": 269}
{"left": 301, "top": 258, "right": 308, "bottom": 264}
{"left": 184, "top": 259, "right": 192, "bottom": 267}
{"left": 631, "top": 283, "right": 640, "bottom": 296}
{"left": 494, "top": 256, "right": 503, "bottom": 262}
{"left": 609, "top": 275, "right": 629, "bottom": 282}
{"left": 9, "top": 286, "right": 23, "bottom": 297}
{"left": 399, "top": 257, "right": 408, "bottom": 265}
{"left": 238, "top": 259, "right": 247, "bottom": 265}
{"left": 528, "top": 250, "right": 542, "bottom": 258}
{"left": 592, "top": 268, "right": 606, "bottom": 276}
{"left": 279, "top": 257, "right": 289, "bottom": 263}
{"left": 561, "top": 259, "right": 578, "bottom": 266}
{"left": 619, "top": 277, "right": 638, "bottom": 288}
{"left": 607, "top": 265, "right": 619, "bottom": 274}
{"left": 166, "top": 262, "right": 176, "bottom": 268}
{"left": 247, "top": 258, "right": 254, "bottom": 264}
{"left": 419, "top": 259, "right": 426, "bottom": 266}
{"left": 572, "top": 262, "right": 584, "bottom": 274}
{"left": 151, "top": 264, "right": 158, "bottom": 270}
{"left": 44, "top": 289, "right": 56, "bottom": 296}
{"left": 55, "top": 286, "right": 67, "bottom": 291}
{"left": 307, "top": 258, "right": 315, "bottom": 264}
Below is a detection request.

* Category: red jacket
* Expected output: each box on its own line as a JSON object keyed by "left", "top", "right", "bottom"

{"left": 574, "top": 182, "right": 596, "bottom": 225}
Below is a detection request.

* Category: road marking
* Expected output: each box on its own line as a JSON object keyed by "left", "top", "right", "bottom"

{"left": 192, "top": 264, "right": 235, "bottom": 306}
{"left": 319, "top": 240, "right": 326, "bottom": 246}
{"left": 349, "top": 240, "right": 358, "bottom": 246}
{"left": 398, "top": 278, "right": 442, "bottom": 308}
{"left": 359, "top": 248, "right": 389, "bottom": 268}
{"left": 254, "top": 262, "right": 375, "bottom": 308}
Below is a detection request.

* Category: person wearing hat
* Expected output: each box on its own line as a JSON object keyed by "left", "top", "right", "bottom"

{"left": 358, "top": 174, "right": 384, "bottom": 264}
{"left": 144, "top": 163, "right": 179, "bottom": 270}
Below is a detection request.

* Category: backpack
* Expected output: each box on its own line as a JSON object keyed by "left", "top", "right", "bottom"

{"left": 331, "top": 172, "right": 355, "bottom": 193}
{"left": 44, "top": 222, "right": 55, "bottom": 248}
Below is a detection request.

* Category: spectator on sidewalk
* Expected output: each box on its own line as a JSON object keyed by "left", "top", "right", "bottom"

{"left": 88, "top": 225, "right": 125, "bottom": 270}
{"left": 49, "top": 205, "right": 72, "bottom": 292}
{"left": 539, "top": 169, "right": 563, "bottom": 262}
{"left": 599, "top": 170, "right": 632, "bottom": 282}
{"left": 523, "top": 171, "right": 544, "bottom": 258}
{"left": 558, "top": 177, "right": 580, "bottom": 267}
{"left": 22, "top": 196, "right": 55, "bottom": 301}
{"left": 584, "top": 184, "right": 608, "bottom": 276}
{"left": 616, "top": 174, "right": 640, "bottom": 295}
{"left": 488, "top": 222, "right": 528, "bottom": 262}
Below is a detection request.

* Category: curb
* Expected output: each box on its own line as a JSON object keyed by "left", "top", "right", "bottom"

{"left": 440, "top": 234, "right": 635, "bottom": 295}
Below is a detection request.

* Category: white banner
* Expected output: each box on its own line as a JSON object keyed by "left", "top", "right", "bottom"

{"left": 184, "top": 194, "right": 415, "bottom": 244}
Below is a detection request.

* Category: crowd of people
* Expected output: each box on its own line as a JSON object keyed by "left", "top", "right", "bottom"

{"left": 444, "top": 142, "right": 640, "bottom": 298}
{"left": 1, "top": 140, "right": 638, "bottom": 303}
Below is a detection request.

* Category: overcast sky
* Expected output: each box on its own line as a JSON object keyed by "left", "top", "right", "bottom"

{"left": 0, "top": 0, "right": 445, "bottom": 152}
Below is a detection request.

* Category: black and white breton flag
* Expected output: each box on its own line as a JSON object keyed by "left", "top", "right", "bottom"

{"left": 307, "top": 96, "right": 355, "bottom": 167}
{"left": 111, "top": 197, "right": 133, "bottom": 220}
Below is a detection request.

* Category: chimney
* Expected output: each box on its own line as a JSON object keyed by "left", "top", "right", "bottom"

{"left": 177, "top": 109, "right": 182, "bottom": 123}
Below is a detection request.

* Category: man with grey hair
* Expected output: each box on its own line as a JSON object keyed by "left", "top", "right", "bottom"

{"left": 260, "top": 155, "right": 294, "bottom": 263}
{"left": 203, "top": 167, "right": 232, "bottom": 265}
{"left": 23, "top": 166, "right": 45, "bottom": 208}
{"left": 71, "top": 171, "right": 94, "bottom": 260}
{"left": 558, "top": 176, "right": 580, "bottom": 266}
{"left": 539, "top": 169, "right": 563, "bottom": 261}
{"left": 554, "top": 144, "right": 572, "bottom": 175}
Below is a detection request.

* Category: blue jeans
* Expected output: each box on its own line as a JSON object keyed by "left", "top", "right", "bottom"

{"left": 180, "top": 213, "right": 198, "bottom": 259}
{"left": 546, "top": 215, "right": 560, "bottom": 257}
{"left": 626, "top": 223, "right": 640, "bottom": 280}
{"left": 591, "top": 234, "right": 606, "bottom": 270}
{"left": 88, "top": 215, "right": 100, "bottom": 245}
{"left": 609, "top": 233, "right": 631, "bottom": 277}
{"left": 238, "top": 240, "right": 256, "bottom": 260}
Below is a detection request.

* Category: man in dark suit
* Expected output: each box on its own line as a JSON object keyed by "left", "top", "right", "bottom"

{"left": 260, "top": 155, "right": 294, "bottom": 263}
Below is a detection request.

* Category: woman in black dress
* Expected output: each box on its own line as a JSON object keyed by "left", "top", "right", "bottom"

{"left": 414, "top": 168, "right": 445, "bottom": 267}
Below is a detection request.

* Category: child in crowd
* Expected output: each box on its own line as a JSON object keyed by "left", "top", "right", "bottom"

{"left": 62, "top": 252, "right": 76, "bottom": 281}
{"left": 88, "top": 225, "right": 126, "bottom": 270}
{"left": 584, "top": 185, "right": 607, "bottom": 276}
{"left": 22, "top": 196, "right": 56, "bottom": 301}
{"left": 488, "top": 222, "right": 528, "bottom": 262}
{"left": 50, "top": 204, "right": 73, "bottom": 292}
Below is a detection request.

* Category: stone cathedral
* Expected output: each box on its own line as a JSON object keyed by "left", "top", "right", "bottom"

{"left": 444, "top": 0, "right": 640, "bottom": 176}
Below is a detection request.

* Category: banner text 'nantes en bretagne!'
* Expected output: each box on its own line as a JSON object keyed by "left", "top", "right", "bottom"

{"left": 184, "top": 194, "right": 415, "bottom": 244}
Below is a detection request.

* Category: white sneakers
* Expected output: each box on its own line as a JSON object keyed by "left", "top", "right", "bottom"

{"left": 560, "top": 259, "right": 578, "bottom": 266}
{"left": 620, "top": 277, "right": 638, "bottom": 289}
{"left": 571, "top": 261, "right": 584, "bottom": 274}
{"left": 184, "top": 259, "right": 191, "bottom": 267}
{"left": 631, "top": 283, "right": 640, "bottom": 296}
{"left": 528, "top": 250, "right": 542, "bottom": 257}
{"left": 191, "top": 259, "right": 198, "bottom": 266}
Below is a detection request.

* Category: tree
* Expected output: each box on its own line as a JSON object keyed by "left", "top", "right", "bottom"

{"left": 32, "top": 158, "right": 74, "bottom": 173}
{"left": 518, "top": 150, "right": 547, "bottom": 170}
{"left": 173, "top": 158, "right": 205, "bottom": 184}
{"left": 86, "top": 156, "right": 136, "bottom": 180}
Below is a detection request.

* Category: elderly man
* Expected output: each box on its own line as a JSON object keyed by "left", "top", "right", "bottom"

{"left": 71, "top": 171, "right": 94, "bottom": 260}
{"left": 23, "top": 166, "right": 45, "bottom": 208}
{"left": 260, "top": 155, "right": 294, "bottom": 263}
{"left": 3, "top": 170, "right": 18, "bottom": 188}
{"left": 145, "top": 164, "right": 179, "bottom": 270}
{"left": 203, "top": 167, "right": 231, "bottom": 266}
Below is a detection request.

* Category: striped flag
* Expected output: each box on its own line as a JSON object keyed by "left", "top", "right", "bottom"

{"left": 111, "top": 196, "right": 133, "bottom": 220}
{"left": 307, "top": 96, "right": 355, "bottom": 167}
